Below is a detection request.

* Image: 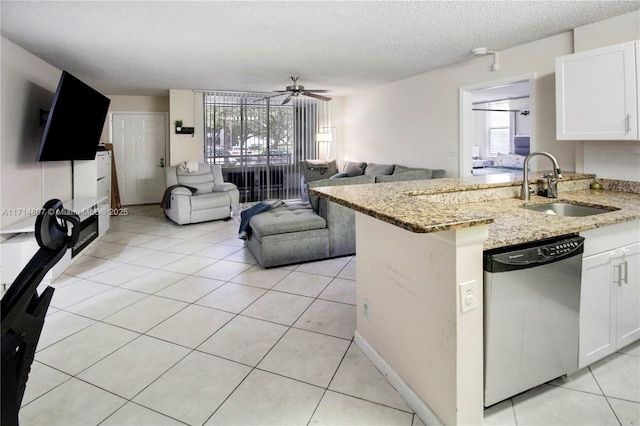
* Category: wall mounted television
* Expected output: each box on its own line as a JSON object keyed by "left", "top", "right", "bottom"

{"left": 36, "top": 71, "right": 110, "bottom": 161}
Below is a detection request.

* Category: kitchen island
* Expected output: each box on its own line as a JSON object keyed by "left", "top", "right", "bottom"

{"left": 310, "top": 172, "right": 640, "bottom": 425}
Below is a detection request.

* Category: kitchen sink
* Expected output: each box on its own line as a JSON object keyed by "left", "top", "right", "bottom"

{"left": 522, "top": 202, "right": 618, "bottom": 217}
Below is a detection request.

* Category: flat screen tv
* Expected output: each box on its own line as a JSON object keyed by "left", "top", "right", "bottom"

{"left": 36, "top": 71, "right": 110, "bottom": 161}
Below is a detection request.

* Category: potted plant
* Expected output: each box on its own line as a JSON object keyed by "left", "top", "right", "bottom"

{"left": 174, "top": 120, "right": 183, "bottom": 132}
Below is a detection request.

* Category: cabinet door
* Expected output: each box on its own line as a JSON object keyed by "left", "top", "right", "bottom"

{"left": 556, "top": 41, "right": 638, "bottom": 140}
{"left": 579, "top": 251, "right": 617, "bottom": 368}
{"left": 616, "top": 242, "right": 640, "bottom": 349}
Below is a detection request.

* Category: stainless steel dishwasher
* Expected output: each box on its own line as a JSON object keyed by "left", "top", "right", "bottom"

{"left": 483, "top": 234, "right": 585, "bottom": 407}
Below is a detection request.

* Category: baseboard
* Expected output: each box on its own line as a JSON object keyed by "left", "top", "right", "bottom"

{"left": 353, "top": 331, "right": 443, "bottom": 426}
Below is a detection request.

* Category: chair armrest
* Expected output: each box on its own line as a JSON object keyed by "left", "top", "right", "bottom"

{"left": 212, "top": 183, "right": 237, "bottom": 192}
{"left": 171, "top": 187, "right": 194, "bottom": 196}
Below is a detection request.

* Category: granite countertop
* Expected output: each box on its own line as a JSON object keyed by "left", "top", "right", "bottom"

{"left": 309, "top": 172, "right": 640, "bottom": 250}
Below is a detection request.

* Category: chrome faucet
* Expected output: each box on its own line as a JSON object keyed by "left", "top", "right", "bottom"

{"left": 520, "top": 152, "right": 562, "bottom": 201}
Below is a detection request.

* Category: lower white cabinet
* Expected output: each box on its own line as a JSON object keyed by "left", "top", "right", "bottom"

{"left": 579, "top": 222, "right": 640, "bottom": 368}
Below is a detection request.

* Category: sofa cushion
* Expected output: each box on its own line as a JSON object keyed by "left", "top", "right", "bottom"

{"left": 375, "top": 170, "right": 433, "bottom": 183}
{"left": 190, "top": 192, "right": 232, "bottom": 211}
{"left": 250, "top": 202, "right": 327, "bottom": 238}
{"left": 211, "top": 164, "right": 225, "bottom": 184}
{"left": 392, "top": 165, "right": 446, "bottom": 179}
{"left": 212, "top": 182, "right": 238, "bottom": 192}
{"left": 175, "top": 165, "right": 215, "bottom": 194}
{"left": 301, "top": 160, "right": 338, "bottom": 182}
{"left": 364, "top": 163, "right": 395, "bottom": 176}
{"left": 393, "top": 165, "right": 422, "bottom": 174}
{"left": 340, "top": 161, "right": 367, "bottom": 177}
{"left": 307, "top": 175, "right": 375, "bottom": 211}
{"left": 432, "top": 169, "right": 446, "bottom": 179}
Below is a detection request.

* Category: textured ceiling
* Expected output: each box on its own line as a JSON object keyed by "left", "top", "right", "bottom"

{"left": 2, "top": 1, "right": 639, "bottom": 97}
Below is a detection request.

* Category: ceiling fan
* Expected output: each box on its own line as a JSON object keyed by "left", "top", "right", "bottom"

{"left": 266, "top": 76, "right": 332, "bottom": 105}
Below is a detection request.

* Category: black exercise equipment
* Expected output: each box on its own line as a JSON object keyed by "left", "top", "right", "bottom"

{"left": 1, "top": 199, "right": 80, "bottom": 426}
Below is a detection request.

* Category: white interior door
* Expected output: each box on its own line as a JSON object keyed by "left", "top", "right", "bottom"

{"left": 111, "top": 113, "right": 167, "bottom": 205}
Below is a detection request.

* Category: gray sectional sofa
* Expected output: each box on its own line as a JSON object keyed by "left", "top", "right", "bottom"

{"left": 244, "top": 160, "right": 446, "bottom": 267}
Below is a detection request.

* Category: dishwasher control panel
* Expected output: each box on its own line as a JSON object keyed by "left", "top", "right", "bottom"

{"left": 542, "top": 240, "right": 582, "bottom": 257}
{"left": 484, "top": 235, "right": 585, "bottom": 273}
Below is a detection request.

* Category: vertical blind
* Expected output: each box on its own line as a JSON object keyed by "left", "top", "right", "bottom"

{"left": 203, "top": 92, "right": 330, "bottom": 203}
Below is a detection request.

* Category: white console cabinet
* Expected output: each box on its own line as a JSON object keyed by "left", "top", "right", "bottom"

{"left": 1, "top": 151, "right": 112, "bottom": 287}
{"left": 74, "top": 150, "right": 111, "bottom": 234}
{"left": 556, "top": 40, "right": 640, "bottom": 141}
{"left": 1, "top": 197, "right": 107, "bottom": 286}
{"left": 579, "top": 221, "right": 640, "bottom": 368}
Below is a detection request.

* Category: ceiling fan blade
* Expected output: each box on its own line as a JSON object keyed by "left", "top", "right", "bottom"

{"left": 300, "top": 89, "right": 330, "bottom": 93}
{"left": 302, "top": 92, "right": 332, "bottom": 102}
{"left": 281, "top": 95, "right": 293, "bottom": 105}
{"left": 253, "top": 93, "right": 284, "bottom": 103}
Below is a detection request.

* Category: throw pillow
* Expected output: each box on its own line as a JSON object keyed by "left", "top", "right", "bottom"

{"left": 341, "top": 161, "right": 367, "bottom": 177}
{"left": 495, "top": 153, "right": 526, "bottom": 169}
{"left": 364, "top": 163, "right": 395, "bottom": 176}
{"left": 301, "top": 159, "right": 338, "bottom": 182}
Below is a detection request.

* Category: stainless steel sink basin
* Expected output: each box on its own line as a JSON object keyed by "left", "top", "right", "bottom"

{"left": 522, "top": 202, "right": 617, "bottom": 217}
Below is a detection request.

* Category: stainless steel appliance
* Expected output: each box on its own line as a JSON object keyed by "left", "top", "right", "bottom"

{"left": 483, "top": 235, "right": 585, "bottom": 407}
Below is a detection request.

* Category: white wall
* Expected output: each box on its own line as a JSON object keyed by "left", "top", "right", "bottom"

{"left": 342, "top": 32, "right": 574, "bottom": 177}
{"left": 574, "top": 11, "right": 640, "bottom": 181}
{"left": 0, "top": 37, "right": 69, "bottom": 232}
{"left": 169, "top": 89, "right": 202, "bottom": 166}
{"left": 342, "top": 11, "right": 640, "bottom": 180}
{"left": 99, "top": 95, "right": 169, "bottom": 147}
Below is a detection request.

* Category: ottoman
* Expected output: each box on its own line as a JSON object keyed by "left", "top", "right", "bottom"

{"left": 245, "top": 201, "right": 329, "bottom": 267}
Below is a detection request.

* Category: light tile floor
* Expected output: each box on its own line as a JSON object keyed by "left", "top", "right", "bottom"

{"left": 17, "top": 204, "right": 639, "bottom": 425}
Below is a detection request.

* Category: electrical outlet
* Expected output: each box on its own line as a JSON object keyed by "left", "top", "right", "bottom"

{"left": 450, "top": 147, "right": 459, "bottom": 157}
{"left": 459, "top": 280, "right": 478, "bottom": 313}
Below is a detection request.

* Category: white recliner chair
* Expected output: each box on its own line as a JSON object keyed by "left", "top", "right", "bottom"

{"left": 163, "top": 162, "right": 239, "bottom": 225}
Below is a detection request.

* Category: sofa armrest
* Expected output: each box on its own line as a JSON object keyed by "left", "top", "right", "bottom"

{"left": 171, "top": 187, "right": 196, "bottom": 196}
{"left": 212, "top": 183, "right": 238, "bottom": 192}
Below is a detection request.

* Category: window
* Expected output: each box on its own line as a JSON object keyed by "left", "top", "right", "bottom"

{"left": 487, "top": 101, "right": 512, "bottom": 156}
{"left": 203, "top": 92, "right": 328, "bottom": 203}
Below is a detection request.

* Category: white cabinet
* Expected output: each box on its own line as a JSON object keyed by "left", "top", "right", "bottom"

{"left": 579, "top": 221, "right": 640, "bottom": 368}
{"left": 556, "top": 40, "right": 639, "bottom": 140}
{"left": 74, "top": 150, "right": 111, "bottom": 201}
{"left": 74, "top": 150, "right": 111, "bottom": 235}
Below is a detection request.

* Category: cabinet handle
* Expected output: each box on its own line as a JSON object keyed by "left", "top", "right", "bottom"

{"left": 622, "top": 260, "right": 628, "bottom": 284}
{"left": 626, "top": 114, "right": 632, "bottom": 133}
{"left": 614, "top": 263, "right": 623, "bottom": 286}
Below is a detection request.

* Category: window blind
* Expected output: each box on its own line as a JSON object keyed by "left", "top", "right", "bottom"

{"left": 203, "top": 92, "right": 329, "bottom": 203}
{"left": 488, "top": 101, "right": 513, "bottom": 156}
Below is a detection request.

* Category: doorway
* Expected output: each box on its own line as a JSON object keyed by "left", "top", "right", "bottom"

{"left": 111, "top": 113, "right": 168, "bottom": 205}
{"left": 459, "top": 74, "right": 535, "bottom": 177}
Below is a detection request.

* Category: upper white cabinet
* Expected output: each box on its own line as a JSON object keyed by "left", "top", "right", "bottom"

{"left": 556, "top": 40, "right": 639, "bottom": 140}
